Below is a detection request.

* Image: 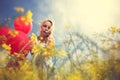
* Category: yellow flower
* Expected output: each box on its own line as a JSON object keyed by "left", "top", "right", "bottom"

{"left": 31, "top": 44, "right": 42, "bottom": 54}
{"left": 9, "top": 30, "right": 18, "bottom": 37}
{"left": 24, "top": 21, "right": 29, "bottom": 26}
{"left": 46, "top": 42, "right": 55, "bottom": 50}
{"left": 100, "top": 37, "right": 106, "bottom": 43}
{"left": 54, "top": 75, "right": 60, "bottom": 80}
{"left": 21, "top": 16, "right": 25, "bottom": 21}
{"left": 14, "top": 7, "right": 24, "bottom": 13}
{"left": 0, "top": 35, "right": 7, "bottom": 43}
{"left": 39, "top": 37, "right": 43, "bottom": 40}
{"left": 25, "top": 10, "right": 33, "bottom": 22}
{"left": 30, "top": 33, "right": 37, "bottom": 43}
{"left": 1, "top": 43, "right": 11, "bottom": 51}
{"left": 108, "top": 26, "right": 117, "bottom": 34}
{"left": 42, "top": 47, "right": 55, "bottom": 57}
{"left": 56, "top": 51, "right": 68, "bottom": 57}
{"left": 42, "top": 51, "right": 49, "bottom": 56}
{"left": 65, "top": 25, "right": 71, "bottom": 29}
{"left": 66, "top": 73, "right": 81, "bottom": 80}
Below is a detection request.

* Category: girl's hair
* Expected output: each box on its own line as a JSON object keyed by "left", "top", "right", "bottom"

{"left": 41, "top": 19, "right": 53, "bottom": 26}
{"left": 40, "top": 19, "right": 54, "bottom": 34}
{"left": 39, "top": 19, "right": 55, "bottom": 44}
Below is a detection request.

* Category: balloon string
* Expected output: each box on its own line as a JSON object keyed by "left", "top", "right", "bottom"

{"left": 19, "top": 41, "right": 31, "bottom": 55}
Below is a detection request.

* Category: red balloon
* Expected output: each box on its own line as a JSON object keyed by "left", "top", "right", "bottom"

{"left": 14, "top": 16, "right": 32, "bottom": 34}
{"left": 0, "top": 26, "right": 11, "bottom": 45}
{"left": 6, "top": 30, "right": 32, "bottom": 57}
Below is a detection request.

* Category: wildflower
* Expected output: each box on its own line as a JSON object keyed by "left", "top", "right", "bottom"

{"left": 65, "top": 25, "right": 71, "bottom": 29}
{"left": 66, "top": 73, "right": 80, "bottom": 80}
{"left": 21, "top": 16, "right": 25, "bottom": 21}
{"left": 24, "top": 10, "right": 33, "bottom": 22}
{"left": 9, "top": 30, "right": 18, "bottom": 37}
{"left": 56, "top": 50, "right": 68, "bottom": 57}
{"left": 100, "top": 37, "right": 106, "bottom": 43}
{"left": 24, "top": 21, "right": 29, "bottom": 26}
{"left": 1, "top": 43, "right": 11, "bottom": 51}
{"left": 108, "top": 26, "right": 117, "bottom": 34}
{"left": 31, "top": 44, "right": 42, "bottom": 54}
{"left": 39, "top": 36, "right": 43, "bottom": 41}
{"left": 14, "top": 7, "right": 24, "bottom": 13}
{"left": 30, "top": 33, "right": 37, "bottom": 44}
{"left": 0, "top": 36, "right": 7, "bottom": 44}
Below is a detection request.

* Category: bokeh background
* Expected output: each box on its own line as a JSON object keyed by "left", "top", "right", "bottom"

{"left": 0, "top": 0, "right": 120, "bottom": 45}
{"left": 0, "top": 0, "right": 120, "bottom": 80}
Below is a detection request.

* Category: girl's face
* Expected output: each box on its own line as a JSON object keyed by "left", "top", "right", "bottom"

{"left": 40, "top": 21, "right": 52, "bottom": 37}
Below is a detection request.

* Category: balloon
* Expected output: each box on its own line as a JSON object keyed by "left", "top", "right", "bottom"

{"left": 14, "top": 16, "right": 32, "bottom": 34}
{"left": 0, "top": 26, "right": 11, "bottom": 45}
{"left": 6, "top": 30, "right": 32, "bottom": 57}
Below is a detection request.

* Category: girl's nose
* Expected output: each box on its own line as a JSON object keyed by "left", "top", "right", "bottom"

{"left": 45, "top": 27, "right": 48, "bottom": 30}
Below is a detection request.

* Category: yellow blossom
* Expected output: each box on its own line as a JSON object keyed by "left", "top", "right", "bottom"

{"left": 65, "top": 25, "right": 71, "bottom": 29}
{"left": 24, "top": 10, "right": 33, "bottom": 22}
{"left": 56, "top": 51, "right": 68, "bottom": 57}
{"left": 9, "top": 30, "right": 18, "bottom": 37}
{"left": 30, "top": 33, "right": 37, "bottom": 43}
{"left": 66, "top": 73, "right": 81, "bottom": 80}
{"left": 108, "top": 26, "right": 117, "bottom": 34}
{"left": 100, "top": 37, "right": 106, "bottom": 43}
{"left": 14, "top": 7, "right": 24, "bottom": 13}
{"left": 21, "top": 16, "right": 25, "bottom": 21}
{"left": 42, "top": 46, "right": 55, "bottom": 57}
{"left": 24, "top": 21, "right": 29, "bottom": 26}
{"left": 31, "top": 44, "right": 42, "bottom": 54}
{"left": 1, "top": 43, "right": 11, "bottom": 51}
{"left": 39, "top": 36, "right": 43, "bottom": 40}
{"left": 42, "top": 51, "right": 50, "bottom": 56}
{"left": 0, "top": 36, "right": 7, "bottom": 43}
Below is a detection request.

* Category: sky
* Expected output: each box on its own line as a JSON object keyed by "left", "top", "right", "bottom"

{"left": 0, "top": 0, "right": 120, "bottom": 45}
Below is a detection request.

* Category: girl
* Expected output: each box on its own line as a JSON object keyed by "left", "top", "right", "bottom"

{"left": 32, "top": 19, "right": 56, "bottom": 80}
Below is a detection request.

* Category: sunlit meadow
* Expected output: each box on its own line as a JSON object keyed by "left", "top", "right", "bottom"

{"left": 0, "top": 5, "right": 120, "bottom": 80}
{"left": 0, "top": 24, "right": 120, "bottom": 80}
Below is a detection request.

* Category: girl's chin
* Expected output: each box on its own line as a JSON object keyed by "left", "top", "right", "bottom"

{"left": 43, "top": 33, "right": 50, "bottom": 37}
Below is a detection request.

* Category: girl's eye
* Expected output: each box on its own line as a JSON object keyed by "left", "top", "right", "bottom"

{"left": 43, "top": 25, "right": 51, "bottom": 29}
{"left": 43, "top": 25, "right": 47, "bottom": 27}
{"left": 48, "top": 27, "right": 51, "bottom": 29}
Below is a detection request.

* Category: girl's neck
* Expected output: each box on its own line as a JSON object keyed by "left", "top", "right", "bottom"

{"left": 38, "top": 35, "right": 49, "bottom": 43}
